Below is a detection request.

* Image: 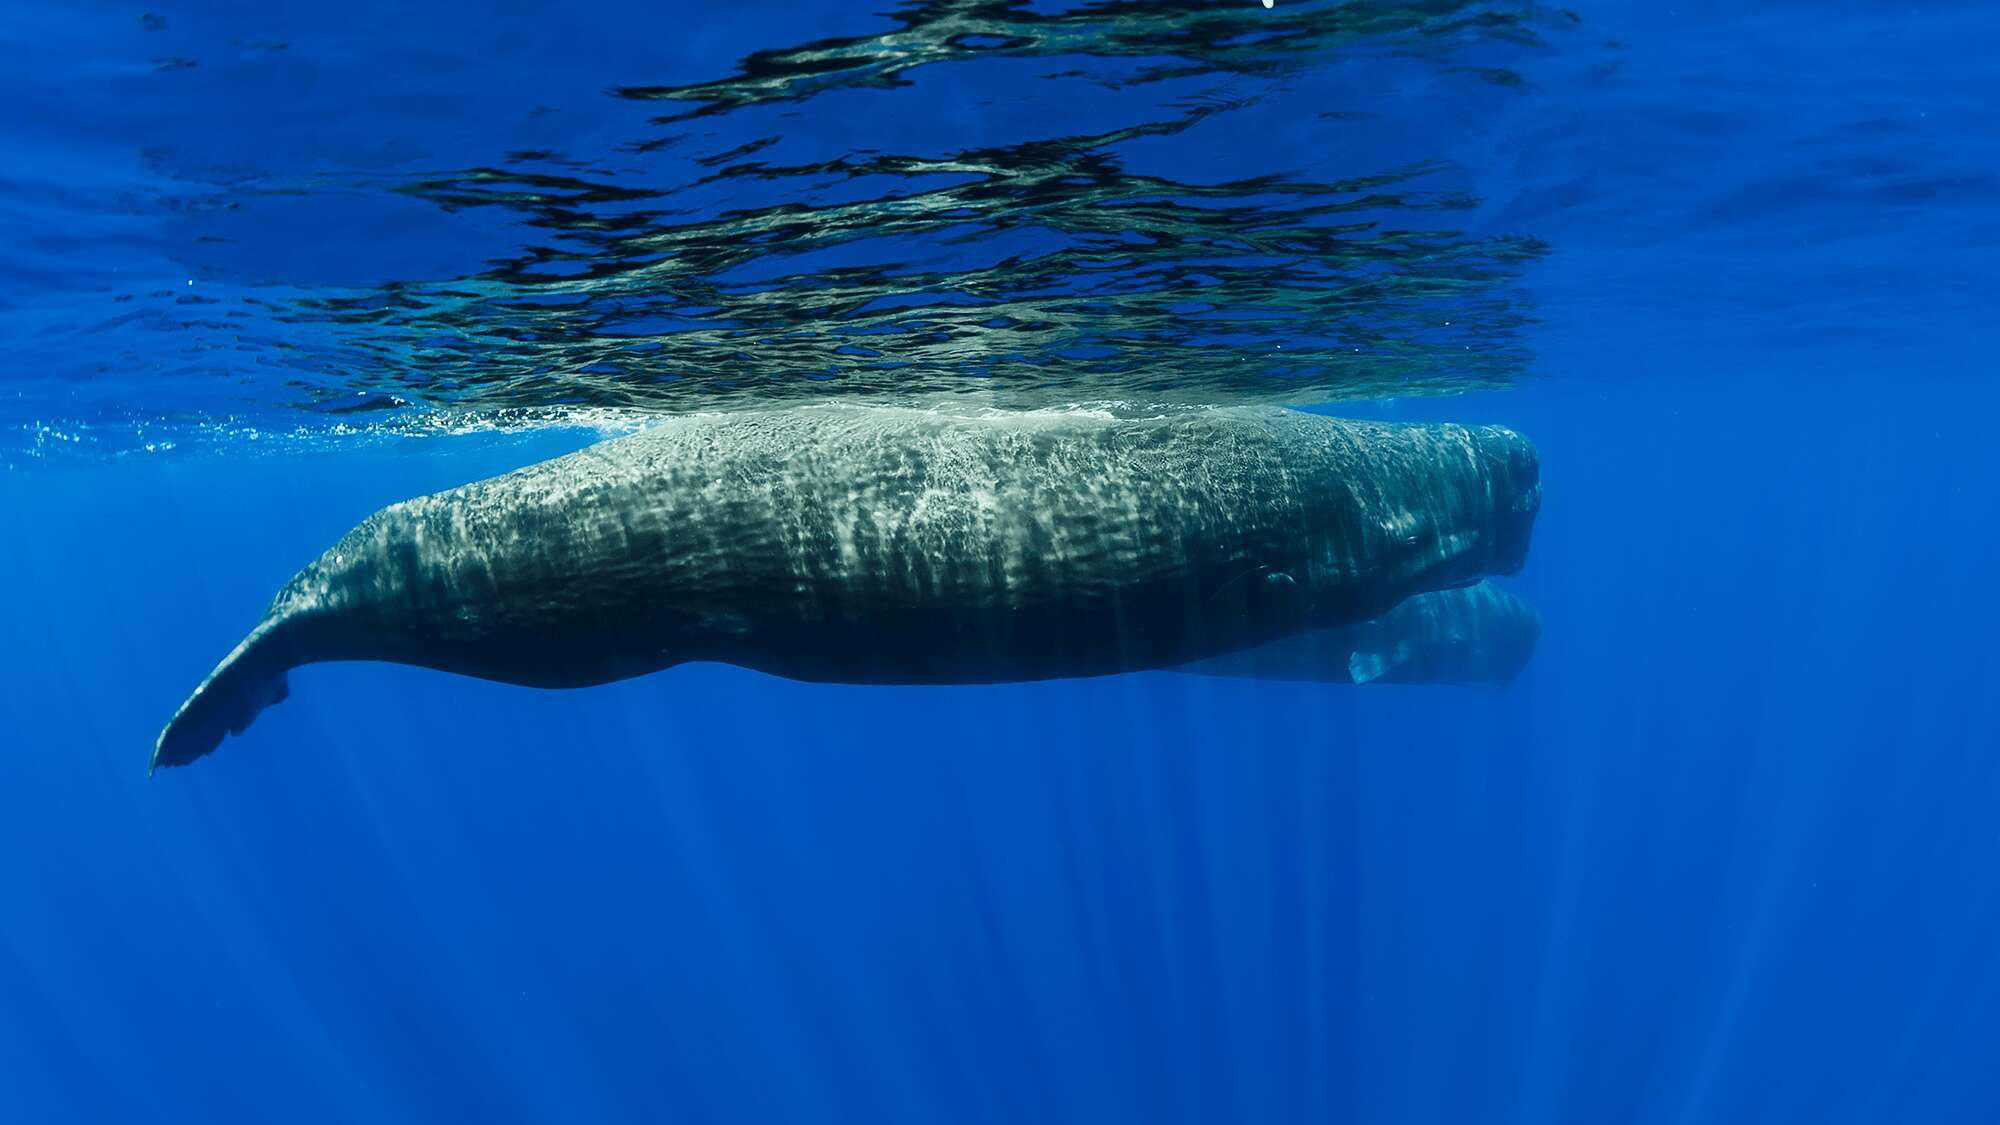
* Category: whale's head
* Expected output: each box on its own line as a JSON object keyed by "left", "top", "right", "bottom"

{"left": 1347, "top": 580, "right": 1543, "bottom": 686}
{"left": 1370, "top": 421, "right": 1542, "bottom": 603}
{"left": 1475, "top": 584, "right": 1544, "bottom": 684}
{"left": 1472, "top": 425, "right": 1542, "bottom": 576}
{"left": 1424, "top": 581, "right": 1543, "bottom": 685}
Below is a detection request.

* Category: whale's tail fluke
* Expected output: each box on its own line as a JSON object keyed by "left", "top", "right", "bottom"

{"left": 151, "top": 623, "right": 295, "bottom": 775}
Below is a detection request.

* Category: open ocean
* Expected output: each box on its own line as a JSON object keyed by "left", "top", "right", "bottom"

{"left": 4, "top": 1, "right": 1998, "bottom": 1121}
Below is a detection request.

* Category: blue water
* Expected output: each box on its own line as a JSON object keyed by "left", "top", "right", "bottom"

{"left": 6, "top": 1, "right": 2000, "bottom": 1121}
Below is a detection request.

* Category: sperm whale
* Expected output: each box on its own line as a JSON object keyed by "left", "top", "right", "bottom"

{"left": 154, "top": 404, "right": 1540, "bottom": 771}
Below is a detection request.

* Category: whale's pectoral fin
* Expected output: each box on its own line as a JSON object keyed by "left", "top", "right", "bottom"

{"left": 1348, "top": 641, "right": 1414, "bottom": 685}
{"left": 1348, "top": 651, "right": 1390, "bottom": 684}
{"left": 151, "top": 625, "right": 294, "bottom": 775}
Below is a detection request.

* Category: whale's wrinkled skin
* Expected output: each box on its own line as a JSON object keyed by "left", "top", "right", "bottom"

{"left": 1172, "top": 580, "right": 1541, "bottom": 685}
{"left": 153, "top": 404, "right": 1540, "bottom": 771}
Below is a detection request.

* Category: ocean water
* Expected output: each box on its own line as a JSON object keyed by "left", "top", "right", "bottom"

{"left": 4, "top": 1, "right": 1999, "bottom": 1121}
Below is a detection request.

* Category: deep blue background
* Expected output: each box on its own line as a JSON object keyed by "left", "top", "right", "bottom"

{"left": 6, "top": 1, "right": 2000, "bottom": 1121}
{"left": 8, "top": 373, "right": 1998, "bottom": 1122}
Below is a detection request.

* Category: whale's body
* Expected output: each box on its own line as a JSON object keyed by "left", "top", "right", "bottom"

{"left": 1174, "top": 580, "right": 1542, "bottom": 685}
{"left": 154, "top": 404, "right": 1540, "bottom": 771}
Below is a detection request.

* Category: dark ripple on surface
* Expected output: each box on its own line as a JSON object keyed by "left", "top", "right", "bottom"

{"left": 13, "top": 0, "right": 1577, "bottom": 452}
{"left": 612, "top": 0, "right": 1561, "bottom": 124}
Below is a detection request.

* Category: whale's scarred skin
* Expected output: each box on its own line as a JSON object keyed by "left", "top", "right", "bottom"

{"left": 153, "top": 404, "right": 1540, "bottom": 771}
{"left": 1173, "top": 580, "right": 1542, "bottom": 685}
